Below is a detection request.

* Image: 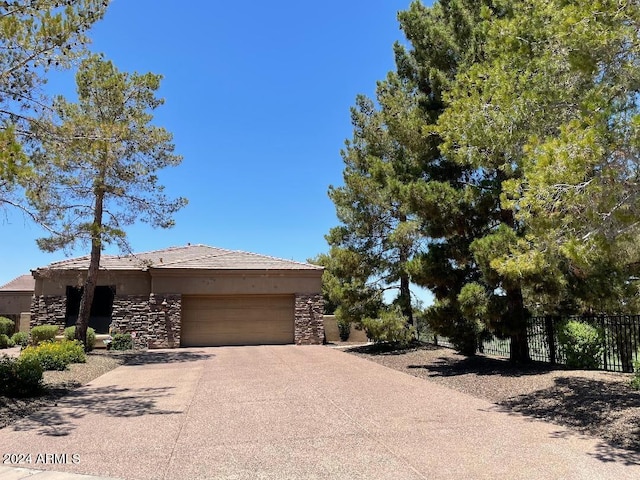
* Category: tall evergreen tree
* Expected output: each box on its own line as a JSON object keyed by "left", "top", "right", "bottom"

{"left": 0, "top": 0, "right": 110, "bottom": 210}
{"left": 28, "top": 55, "right": 187, "bottom": 349}
{"left": 327, "top": 86, "right": 422, "bottom": 325}
{"left": 440, "top": 0, "right": 640, "bottom": 318}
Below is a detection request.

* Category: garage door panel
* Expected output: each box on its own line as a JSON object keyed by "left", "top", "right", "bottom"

{"left": 181, "top": 295, "right": 294, "bottom": 347}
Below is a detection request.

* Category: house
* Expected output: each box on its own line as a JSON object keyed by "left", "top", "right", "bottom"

{"left": 0, "top": 274, "right": 35, "bottom": 329}
{"left": 30, "top": 244, "right": 325, "bottom": 348}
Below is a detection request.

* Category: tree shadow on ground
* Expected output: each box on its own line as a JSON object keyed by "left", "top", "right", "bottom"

{"left": 113, "top": 349, "right": 215, "bottom": 366}
{"left": 346, "top": 341, "right": 437, "bottom": 356}
{"left": 407, "top": 352, "right": 558, "bottom": 377}
{"left": 11, "top": 384, "right": 181, "bottom": 437}
{"left": 496, "top": 376, "right": 640, "bottom": 454}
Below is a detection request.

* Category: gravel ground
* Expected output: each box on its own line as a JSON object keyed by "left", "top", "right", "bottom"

{"left": 0, "top": 350, "right": 124, "bottom": 430}
{"left": 347, "top": 343, "right": 640, "bottom": 452}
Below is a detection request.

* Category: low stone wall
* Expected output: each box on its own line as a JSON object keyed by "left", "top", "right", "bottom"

{"left": 294, "top": 294, "right": 324, "bottom": 345}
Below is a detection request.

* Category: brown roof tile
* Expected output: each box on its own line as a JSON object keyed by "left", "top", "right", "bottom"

{"left": 0, "top": 274, "right": 35, "bottom": 291}
{"left": 36, "top": 244, "right": 323, "bottom": 272}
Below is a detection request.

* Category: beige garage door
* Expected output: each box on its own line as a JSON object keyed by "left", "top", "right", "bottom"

{"left": 180, "top": 295, "right": 295, "bottom": 347}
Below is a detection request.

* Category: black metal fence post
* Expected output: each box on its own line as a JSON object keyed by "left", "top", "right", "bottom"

{"left": 545, "top": 315, "right": 556, "bottom": 365}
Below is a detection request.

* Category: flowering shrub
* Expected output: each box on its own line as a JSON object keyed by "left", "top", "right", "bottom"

{"left": 20, "top": 340, "right": 86, "bottom": 371}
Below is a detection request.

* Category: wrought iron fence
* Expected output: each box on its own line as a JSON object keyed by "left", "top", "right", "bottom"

{"left": 425, "top": 315, "right": 640, "bottom": 373}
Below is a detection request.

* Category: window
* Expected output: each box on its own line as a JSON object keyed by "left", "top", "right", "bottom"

{"left": 65, "top": 285, "right": 115, "bottom": 334}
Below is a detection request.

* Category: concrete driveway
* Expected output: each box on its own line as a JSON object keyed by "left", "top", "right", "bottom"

{"left": 0, "top": 345, "right": 639, "bottom": 480}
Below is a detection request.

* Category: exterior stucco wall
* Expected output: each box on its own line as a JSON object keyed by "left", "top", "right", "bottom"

{"left": 150, "top": 270, "right": 322, "bottom": 295}
{"left": 32, "top": 269, "right": 323, "bottom": 348}
{"left": 0, "top": 292, "right": 33, "bottom": 317}
{"left": 34, "top": 271, "right": 151, "bottom": 296}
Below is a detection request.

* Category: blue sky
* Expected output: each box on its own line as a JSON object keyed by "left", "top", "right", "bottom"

{"left": 1, "top": 0, "right": 433, "bottom": 304}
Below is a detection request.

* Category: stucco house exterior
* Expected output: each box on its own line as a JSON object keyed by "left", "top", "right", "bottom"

{"left": 0, "top": 274, "right": 35, "bottom": 327}
{"left": 30, "top": 244, "right": 325, "bottom": 348}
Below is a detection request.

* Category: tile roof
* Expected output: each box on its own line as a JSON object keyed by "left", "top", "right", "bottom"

{"left": 0, "top": 274, "right": 35, "bottom": 291}
{"left": 35, "top": 244, "right": 323, "bottom": 272}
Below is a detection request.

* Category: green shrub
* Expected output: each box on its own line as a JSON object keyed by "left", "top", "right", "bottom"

{"left": 337, "top": 319, "right": 351, "bottom": 341}
{"left": 0, "top": 316, "right": 15, "bottom": 336}
{"left": 64, "top": 326, "right": 96, "bottom": 352}
{"left": 0, "top": 356, "right": 43, "bottom": 397}
{"left": 110, "top": 333, "right": 133, "bottom": 351}
{"left": 11, "top": 331, "right": 29, "bottom": 348}
{"left": 557, "top": 320, "right": 604, "bottom": 369}
{"left": 20, "top": 340, "right": 86, "bottom": 371}
{"left": 631, "top": 360, "right": 640, "bottom": 390}
{"left": 0, "top": 334, "right": 10, "bottom": 349}
{"left": 30, "top": 325, "right": 59, "bottom": 345}
{"left": 362, "top": 307, "right": 415, "bottom": 347}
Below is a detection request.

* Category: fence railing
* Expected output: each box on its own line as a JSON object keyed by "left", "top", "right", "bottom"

{"left": 426, "top": 315, "right": 640, "bottom": 373}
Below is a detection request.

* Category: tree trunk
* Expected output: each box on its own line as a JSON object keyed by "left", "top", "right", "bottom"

{"left": 397, "top": 235, "right": 414, "bottom": 328}
{"left": 506, "top": 286, "right": 530, "bottom": 363}
{"left": 76, "top": 188, "right": 104, "bottom": 351}
{"left": 399, "top": 273, "right": 414, "bottom": 326}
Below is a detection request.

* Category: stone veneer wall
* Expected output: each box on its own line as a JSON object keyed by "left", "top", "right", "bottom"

{"left": 32, "top": 292, "right": 323, "bottom": 348}
{"left": 110, "top": 294, "right": 181, "bottom": 349}
{"left": 294, "top": 293, "right": 324, "bottom": 345}
{"left": 30, "top": 295, "right": 66, "bottom": 330}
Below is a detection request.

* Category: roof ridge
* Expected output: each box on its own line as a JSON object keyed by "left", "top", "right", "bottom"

{"left": 152, "top": 249, "right": 232, "bottom": 267}
{"left": 219, "top": 247, "right": 319, "bottom": 268}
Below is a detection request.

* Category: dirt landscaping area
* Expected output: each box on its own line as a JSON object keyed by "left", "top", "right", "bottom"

{"left": 347, "top": 343, "right": 640, "bottom": 452}
{"left": 0, "top": 350, "right": 128, "bottom": 430}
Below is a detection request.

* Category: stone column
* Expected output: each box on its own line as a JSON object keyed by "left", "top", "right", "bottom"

{"left": 294, "top": 294, "right": 324, "bottom": 345}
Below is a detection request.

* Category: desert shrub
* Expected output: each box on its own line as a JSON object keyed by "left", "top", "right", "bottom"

{"left": 0, "top": 334, "right": 11, "bottom": 349}
{"left": 337, "top": 319, "right": 351, "bottom": 342}
{"left": 11, "top": 331, "right": 29, "bottom": 348}
{"left": 20, "top": 340, "right": 85, "bottom": 371}
{"left": 362, "top": 307, "right": 415, "bottom": 347}
{"left": 64, "top": 326, "right": 96, "bottom": 352}
{"left": 0, "top": 356, "right": 43, "bottom": 397}
{"left": 30, "top": 325, "right": 59, "bottom": 345}
{"left": 557, "top": 320, "right": 604, "bottom": 369}
{"left": 110, "top": 333, "right": 133, "bottom": 351}
{"left": 0, "top": 317, "right": 15, "bottom": 336}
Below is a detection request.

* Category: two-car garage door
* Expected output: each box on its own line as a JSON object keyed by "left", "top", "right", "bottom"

{"left": 180, "top": 295, "right": 295, "bottom": 347}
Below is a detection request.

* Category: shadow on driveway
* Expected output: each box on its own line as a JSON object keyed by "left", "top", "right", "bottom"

{"left": 11, "top": 384, "right": 182, "bottom": 437}
{"left": 113, "top": 349, "right": 215, "bottom": 366}
{"left": 496, "top": 376, "right": 640, "bottom": 453}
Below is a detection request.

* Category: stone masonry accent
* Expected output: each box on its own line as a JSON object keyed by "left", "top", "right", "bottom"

{"left": 30, "top": 295, "right": 66, "bottom": 330}
{"left": 294, "top": 293, "right": 324, "bottom": 345}
{"left": 110, "top": 294, "right": 181, "bottom": 349}
{"left": 32, "top": 292, "right": 323, "bottom": 348}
